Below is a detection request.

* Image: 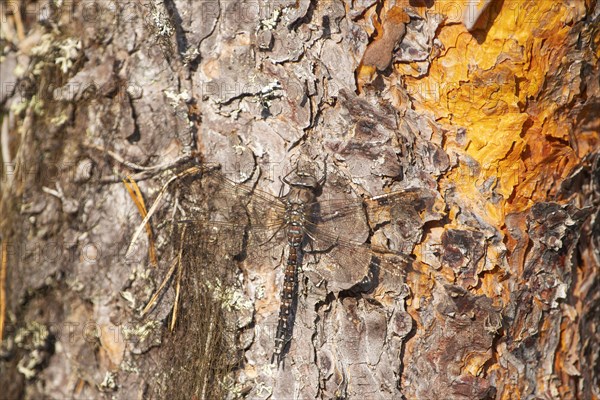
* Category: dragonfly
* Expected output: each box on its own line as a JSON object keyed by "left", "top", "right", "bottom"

{"left": 141, "top": 163, "right": 430, "bottom": 366}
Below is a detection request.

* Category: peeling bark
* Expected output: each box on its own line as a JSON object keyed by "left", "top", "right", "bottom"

{"left": 1, "top": 1, "right": 598, "bottom": 399}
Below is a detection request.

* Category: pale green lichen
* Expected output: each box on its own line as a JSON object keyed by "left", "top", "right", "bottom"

{"left": 30, "top": 95, "right": 46, "bottom": 115}
{"left": 10, "top": 91, "right": 45, "bottom": 117}
{"left": 98, "top": 371, "right": 118, "bottom": 392}
{"left": 164, "top": 90, "right": 191, "bottom": 109}
{"left": 255, "top": 381, "right": 274, "bottom": 397}
{"left": 9, "top": 99, "right": 29, "bottom": 115}
{"left": 120, "top": 359, "right": 140, "bottom": 374}
{"left": 182, "top": 47, "right": 200, "bottom": 65}
{"left": 17, "top": 351, "right": 44, "bottom": 379}
{"left": 30, "top": 34, "right": 81, "bottom": 75}
{"left": 219, "top": 376, "right": 246, "bottom": 399}
{"left": 50, "top": 113, "right": 69, "bottom": 126}
{"left": 260, "top": 9, "right": 281, "bottom": 30}
{"left": 206, "top": 279, "right": 252, "bottom": 313}
{"left": 54, "top": 38, "right": 82, "bottom": 73}
{"left": 15, "top": 321, "right": 49, "bottom": 350}
{"left": 255, "top": 285, "right": 266, "bottom": 300}
{"left": 30, "top": 33, "right": 55, "bottom": 58}
{"left": 122, "top": 320, "right": 162, "bottom": 343}
{"left": 13, "top": 63, "right": 26, "bottom": 77}
{"left": 261, "top": 363, "right": 276, "bottom": 377}
{"left": 15, "top": 321, "right": 51, "bottom": 379}
{"left": 150, "top": 6, "right": 174, "bottom": 37}
{"left": 120, "top": 290, "right": 136, "bottom": 309}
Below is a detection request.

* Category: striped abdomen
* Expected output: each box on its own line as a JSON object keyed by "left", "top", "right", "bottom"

{"left": 272, "top": 244, "right": 299, "bottom": 364}
{"left": 272, "top": 206, "right": 305, "bottom": 365}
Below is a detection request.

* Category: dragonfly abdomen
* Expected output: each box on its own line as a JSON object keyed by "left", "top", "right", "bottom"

{"left": 272, "top": 205, "right": 307, "bottom": 364}
{"left": 273, "top": 244, "right": 300, "bottom": 364}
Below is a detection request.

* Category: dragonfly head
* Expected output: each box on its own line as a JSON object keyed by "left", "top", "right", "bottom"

{"left": 282, "top": 162, "right": 326, "bottom": 202}
{"left": 282, "top": 172, "right": 321, "bottom": 205}
{"left": 289, "top": 174, "right": 320, "bottom": 190}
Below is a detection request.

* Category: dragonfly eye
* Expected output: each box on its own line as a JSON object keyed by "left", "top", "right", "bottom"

{"left": 290, "top": 175, "right": 320, "bottom": 190}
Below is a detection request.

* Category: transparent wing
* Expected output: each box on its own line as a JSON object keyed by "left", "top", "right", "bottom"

{"left": 300, "top": 190, "right": 425, "bottom": 291}
{"left": 305, "top": 188, "right": 426, "bottom": 245}
{"left": 178, "top": 170, "right": 289, "bottom": 262}
{"left": 179, "top": 220, "right": 287, "bottom": 263}
{"left": 201, "top": 170, "right": 288, "bottom": 244}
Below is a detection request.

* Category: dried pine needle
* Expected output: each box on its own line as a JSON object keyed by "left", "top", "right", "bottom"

{"left": 74, "top": 378, "right": 85, "bottom": 396}
{"left": 12, "top": 3, "right": 25, "bottom": 42}
{"left": 126, "top": 166, "right": 203, "bottom": 258}
{"left": 123, "top": 176, "right": 158, "bottom": 266}
{"left": 0, "top": 241, "right": 7, "bottom": 343}
{"left": 141, "top": 257, "right": 179, "bottom": 316}
{"left": 170, "top": 225, "right": 187, "bottom": 331}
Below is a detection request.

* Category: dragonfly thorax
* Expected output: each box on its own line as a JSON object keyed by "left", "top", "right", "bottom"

{"left": 285, "top": 185, "right": 317, "bottom": 206}
{"left": 284, "top": 196, "right": 311, "bottom": 248}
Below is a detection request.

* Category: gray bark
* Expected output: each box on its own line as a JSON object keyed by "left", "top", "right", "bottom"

{"left": 0, "top": 1, "right": 598, "bottom": 399}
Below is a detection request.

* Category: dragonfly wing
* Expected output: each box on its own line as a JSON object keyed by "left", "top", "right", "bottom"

{"left": 300, "top": 190, "right": 427, "bottom": 292}
{"left": 305, "top": 197, "right": 370, "bottom": 249}
{"left": 202, "top": 170, "right": 288, "bottom": 241}
{"left": 179, "top": 170, "right": 289, "bottom": 263}
{"left": 200, "top": 169, "right": 285, "bottom": 206}
{"left": 180, "top": 220, "right": 287, "bottom": 264}
{"left": 302, "top": 228, "right": 412, "bottom": 293}
{"left": 303, "top": 242, "right": 374, "bottom": 292}
{"left": 302, "top": 188, "right": 426, "bottom": 249}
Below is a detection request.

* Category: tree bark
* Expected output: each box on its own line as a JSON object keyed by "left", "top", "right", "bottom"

{"left": 1, "top": 1, "right": 598, "bottom": 399}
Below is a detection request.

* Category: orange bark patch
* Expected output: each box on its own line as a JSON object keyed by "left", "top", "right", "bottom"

{"left": 404, "top": 1, "right": 598, "bottom": 227}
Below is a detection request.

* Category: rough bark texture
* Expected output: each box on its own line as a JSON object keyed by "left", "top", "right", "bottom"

{"left": 1, "top": 1, "right": 598, "bottom": 399}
